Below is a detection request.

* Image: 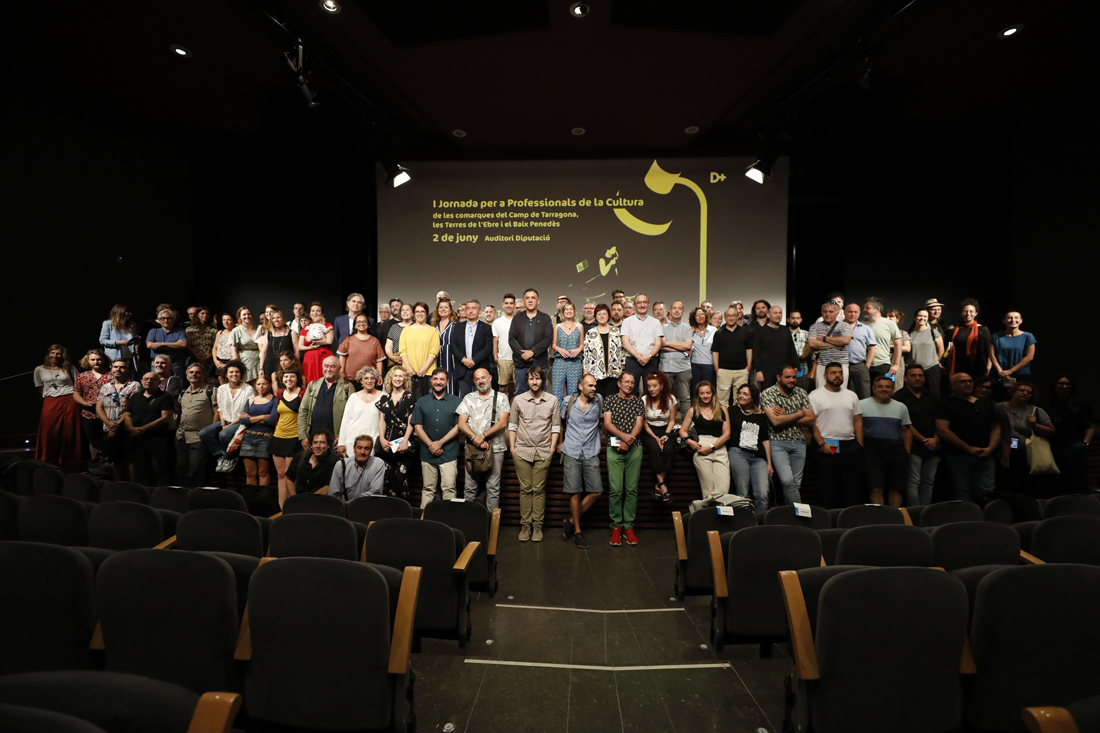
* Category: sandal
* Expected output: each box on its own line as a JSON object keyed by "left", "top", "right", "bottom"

{"left": 659, "top": 483, "right": 672, "bottom": 503}
{"left": 652, "top": 484, "right": 663, "bottom": 501}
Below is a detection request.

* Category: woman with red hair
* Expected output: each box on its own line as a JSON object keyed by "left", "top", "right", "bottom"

{"left": 640, "top": 370, "right": 678, "bottom": 503}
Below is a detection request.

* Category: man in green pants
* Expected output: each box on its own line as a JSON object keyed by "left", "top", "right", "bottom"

{"left": 602, "top": 372, "right": 645, "bottom": 546}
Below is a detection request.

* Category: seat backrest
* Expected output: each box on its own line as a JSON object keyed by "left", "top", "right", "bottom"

{"left": 177, "top": 509, "right": 264, "bottom": 558}
{"left": 346, "top": 495, "right": 414, "bottom": 524}
{"left": 186, "top": 488, "right": 248, "bottom": 513}
{"left": 793, "top": 565, "right": 868, "bottom": 637}
{"left": 97, "top": 549, "right": 238, "bottom": 694}
{"left": 0, "top": 703, "right": 107, "bottom": 732}
{"left": 931, "top": 521, "right": 1021, "bottom": 572}
{"left": 88, "top": 502, "right": 164, "bottom": 550}
{"left": 835, "top": 525, "right": 933, "bottom": 567}
{"left": 0, "top": 670, "right": 201, "bottom": 733}
{"left": 99, "top": 482, "right": 150, "bottom": 505}
{"left": 62, "top": 474, "right": 99, "bottom": 503}
{"left": 10, "top": 461, "right": 38, "bottom": 496}
{"left": 422, "top": 501, "right": 490, "bottom": 584}
{"left": 18, "top": 495, "right": 89, "bottom": 546}
{"left": 981, "top": 498, "right": 1015, "bottom": 524}
{"left": 814, "top": 567, "right": 968, "bottom": 733}
{"left": 282, "top": 492, "right": 347, "bottom": 517}
{"left": 150, "top": 486, "right": 190, "bottom": 514}
{"left": 919, "top": 501, "right": 983, "bottom": 527}
{"left": 904, "top": 504, "right": 925, "bottom": 526}
{"left": 0, "top": 542, "right": 96, "bottom": 675}
{"left": 969, "top": 564, "right": 1100, "bottom": 731}
{"left": 0, "top": 491, "right": 19, "bottom": 540}
{"left": 268, "top": 514, "right": 359, "bottom": 560}
{"left": 245, "top": 558, "right": 394, "bottom": 730}
{"left": 1032, "top": 516, "right": 1100, "bottom": 565}
{"left": 32, "top": 467, "right": 64, "bottom": 496}
{"left": 762, "top": 505, "right": 832, "bottom": 530}
{"left": 685, "top": 507, "right": 755, "bottom": 589}
{"left": 364, "top": 518, "right": 459, "bottom": 631}
{"left": 1043, "top": 494, "right": 1100, "bottom": 519}
{"left": 827, "top": 507, "right": 844, "bottom": 527}
{"left": 198, "top": 551, "right": 261, "bottom": 622}
{"left": 726, "top": 526, "right": 821, "bottom": 637}
{"left": 816, "top": 528, "right": 847, "bottom": 566}
{"left": 835, "top": 504, "right": 906, "bottom": 529}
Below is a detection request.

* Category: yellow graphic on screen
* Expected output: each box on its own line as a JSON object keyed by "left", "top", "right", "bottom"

{"left": 613, "top": 161, "right": 709, "bottom": 303}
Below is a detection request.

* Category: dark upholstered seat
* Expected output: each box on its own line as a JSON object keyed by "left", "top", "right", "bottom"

{"left": 763, "top": 504, "right": 832, "bottom": 530}
{"left": 268, "top": 513, "right": 359, "bottom": 561}
{"left": 1031, "top": 515, "right": 1100, "bottom": 565}
{"left": 835, "top": 504, "right": 906, "bottom": 529}
{"left": 423, "top": 501, "right": 501, "bottom": 596}
{"left": 62, "top": 474, "right": 99, "bottom": 503}
{"left": 672, "top": 508, "right": 755, "bottom": 600}
{"left": 834, "top": 524, "right": 933, "bottom": 567}
{"left": 282, "top": 492, "right": 347, "bottom": 517}
{"left": 32, "top": 467, "right": 64, "bottom": 496}
{"left": 186, "top": 487, "right": 248, "bottom": 513}
{"left": 99, "top": 482, "right": 150, "bottom": 504}
{"left": 932, "top": 521, "right": 1021, "bottom": 572}
{"left": 151, "top": 486, "right": 190, "bottom": 514}
{"left": 918, "top": 500, "right": 982, "bottom": 527}
{"left": 347, "top": 495, "right": 415, "bottom": 524}
{"left": 18, "top": 495, "right": 89, "bottom": 546}
{"left": 1042, "top": 493, "right": 1100, "bottom": 519}
{"left": 174, "top": 508, "right": 264, "bottom": 558}
{"left": 88, "top": 502, "right": 163, "bottom": 550}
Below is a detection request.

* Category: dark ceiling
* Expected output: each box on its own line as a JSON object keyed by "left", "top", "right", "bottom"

{"left": 7, "top": 0, "right": 1096, "bottom": 159}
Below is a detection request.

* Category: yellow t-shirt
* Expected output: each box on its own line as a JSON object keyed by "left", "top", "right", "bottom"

{"left": 398, "top": 326, "right": 440, "bottom": 372}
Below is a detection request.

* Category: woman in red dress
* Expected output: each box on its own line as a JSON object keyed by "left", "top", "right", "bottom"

{"left": 34, "top": 344, "right": 82, "bottom": 464}
{"left": 297, "top": 301, "right": 334, "bottom": 384}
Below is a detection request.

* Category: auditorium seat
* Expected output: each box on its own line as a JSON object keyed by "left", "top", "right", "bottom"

{"left": 32, "top": 466, "right": 64, "bottom": 496}
{"left": 17, "top": 495, "right": 89, "bottom": 547}
{"left": 97, "top": 549, "right": 238, "bottom": 694}
{"left": 363, "top": 517, "right": 478, "bottom": 649}
{"left": 347, "top": 494, "right": 415, "bottom": 524}
{"left": 827, "top": 507, "right": 844, "bottom": 527}
{"left": 0, "top": 490, "right": 19, "bottom": 540}
{"left": 187, "top": 487, "right": 247, "bottom": 513}
{"left": 423, "top": 501, "right": 501, "bottom": 597}
{"left": 905, "top": 504, "right": 926, "bottom": 526}
{"left": 983, "top": 496, "right": 1043, "bottom": 525}
{"left": 0, "top": 671, "right": 240, "bottom": 733}
{"left": 99, "top": 481, "right": 150, "bottom": 504}
{"left": 239, "top": 558, "right": 419, "bottom": 732}
{"left": 150, "top": 486, "right": 190, "bottom": 514}
{"left": 781, "top": 566, "right": 969, "bottom": 733}
{"left": 1024, "top": 694, "right": 1100, "bottom": 733}
{"left": 707, "top": 525, "right": 821, "bottom": 654}
{"left": 763, "top": 504, "right": 832, "bottom": 530}
{"left": 816, "top": 528, "right": 847, "bottom": 566}
{"left": 1030, "top": 516, "right": 1100, "bottom": 565}
{"left": 0, "top": 703, "right": 106, "bottom": 733}
{"left": 919, "top": 500, "right": 983, "bottom": 528}
{"left": 282, "top": 492, "right": 346, "bottom": 517}
{"left": 0, "top": 542, "right": 96, "bottom": 675}
{"left": 167, "top": 508, "right": 265, "bottom": 558}
{"left": 10, "top": 461, "right": 38, "bottom": 496}
{"left": 834, "top": 525, "right": 934, "bottom": 567}
{"left": 932, "top": 521, "right": 1022, "bottom": 573}
{"left": 62, "top": 474, "right": 98, "bottom": 504}
{"left": 268, "top": 513, "right": 359, "bottom": 561}
{"left": 968, "top": 564, "right": 1100, "bottom": 731}
{"left": 1042, "top": 494, "right": 1100, "bottom": 519}
{"left": 835, "top": 504, "right": 907, "bottom": 529}
{"left": 671, "top": 507, "right": 755, "bottom": 600}
{"left": 88, "top": 501, "right": 164, "bottom": 550}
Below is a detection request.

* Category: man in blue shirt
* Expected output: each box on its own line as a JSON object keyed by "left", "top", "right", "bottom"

{"left": 844, "top": 303, "right": 876, "bottom": 400}
{"left": 559, "top": 374, "right": 603, "bottom": 549}
{"left": 329, "top": 435, "right": 386, "bottom": 501}
{"left": 411, "top": 368, "right": 462, "bottom": 508}
{"left": 146, "top": 308, "right": 190, "bottom": 378}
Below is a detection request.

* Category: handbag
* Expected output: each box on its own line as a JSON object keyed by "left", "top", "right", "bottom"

{"left": 1025, "top": 408, "right": 1059, "bottom": 475}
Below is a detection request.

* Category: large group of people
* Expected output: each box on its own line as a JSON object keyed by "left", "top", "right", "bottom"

{"left": 32, "top": 288, "right": 1094, "bottom": 546}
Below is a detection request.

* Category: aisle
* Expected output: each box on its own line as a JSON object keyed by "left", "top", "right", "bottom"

{"left": 412, "top": 525, "right": 787, "bottom": 733}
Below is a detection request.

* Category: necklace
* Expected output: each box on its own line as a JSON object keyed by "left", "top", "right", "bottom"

{"left": 737, "top": 404, "right": 752, "bottom": 416}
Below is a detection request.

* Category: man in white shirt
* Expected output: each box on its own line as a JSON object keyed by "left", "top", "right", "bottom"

{"left": 492, "top": 293, "right": 516, "bottom": 399}
{"left": 620, "top": 293, "right": 665, "bottom": 395}
{"left": 456, "top": 368, "right": 510, "bottom": 509}
{"left": 809, "top": 363, "right": 865, "bottom": 508}
{"left": 660, "top": 300, "right": 693, "bottom": 407}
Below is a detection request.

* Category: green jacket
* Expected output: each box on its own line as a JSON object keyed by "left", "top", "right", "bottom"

{"left": 298, "top": 376, "right": 353, "bottom": 442}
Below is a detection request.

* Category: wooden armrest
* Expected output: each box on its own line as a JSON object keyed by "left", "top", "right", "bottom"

{"left": 820, "top": 555, "right": 826, "bottom": 567}
{"left": 90, "top": 621, "right": 104, "bottom": 650}
{"left": 234, "top": 604, "right": 252, "bottom": 661}
{"left": 672, "top": 511, "right": 688, "bottom": 561}
{"left": 388, "top": 566, "right": 422, "bottom": 674}
{"left": 187, "top": 691, "right": 242, "bottom": 733}
{"left": 900, "top": 507, "right": 913, "bottom": 526}
{"left": 779, "top": 570, "right": 819, "bottom": 680}
{"left": 961, "top": 637, "right": 977, "bottom": 675}
{"left": 488, "top": 508, "right": 501, "bottom": 557}
{"left": 1020, "top": 550, "right": 1045, "bottom": 565}
{"left": 268, "top": 511, "right": 282, "bottom": 519}
{"left": 707, "top": 531, "right": 727, "bottom": 599}
{"left": 1023, "top": 707, "right": 1079, "bottom": 733}
{"left": 154, "top": 535, "right": 178, "bottom": 549}
{"left": 454, "top": 541, "right": 481, "bottom": 573}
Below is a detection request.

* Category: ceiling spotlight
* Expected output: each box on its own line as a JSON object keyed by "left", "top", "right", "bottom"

{"left": 569, "top": 3, "right": 589, "bottom": 18}
{"left": 1000, "top": 25, "right": 1021, "bottom": 37}
{"left": 320, "top": 0, "right": 341, "bottom": 12}
{"left": 299, "top": 82, "right": 320, "bottom": 108}
{"left": 386, "top": 163, "right": 411, "bottom": 188}
{"left": 685, "top": 126, "right": 700, "bottom": 135}
{"left": 170, "top": 45, "right": 191, "bottom": 57}
{"left": 571, "top": 127, "right": 586, "bottom": 136}
{"left": 452, "top": 130, "right": 467, "bottom": 138}
{"left": 745, "top": 149, "right": 779, "bottom": 185}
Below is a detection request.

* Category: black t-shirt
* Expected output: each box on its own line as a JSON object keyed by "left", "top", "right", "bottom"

{"left": 948, "top": 324, "right": 992, "bottom": 379}
{"left": 936, "top": 396, "right": 998, "bottom": 456}
{"left": 894, "top": 387, "right": 939, "bottom": 457}
{"left": 711, "top": 325, "right": 752, "bottom": 370}
{"left": 729, "top": 409, "right": 769, "bottom": 459}
{"left": 286, "top": 449, "right": 339, "bottom": 493}
{"left": 1046, "top": 400, "right": 1095, "bottom": 446}
{"left": 126, "top": 391, "right": 173, "bottom": 437}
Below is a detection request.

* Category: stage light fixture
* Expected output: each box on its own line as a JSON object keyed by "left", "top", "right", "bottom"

{"left": 569, "top": 3, "right": 589, "bottom": 18}
{"left": 453, "top": 130, "right": 467, "bottom": 138}
{"left": 170, "top": 45, "right": 191, "bottom": 57}
{"left": 744, "top": 149, "right": 778, "bottom": 185}
{"left": 386, "top": 163, "right": 411, "bottom": 188}
{"left": 1000, "top": 25, "right": 1020, "bottom": 37}
{"left": 320, "top": 0, "right": 341, "bottom": 12}
{"left": 685, "top": 126, "right": 700, "bottom": 134}
{"left": 572, "top": 127, "right": 586, "bottom": 136}
{"left": 285, "top": 42, "right": 320, "bottom": 108}
{"left": 299, "top": 82, "right": 320, "bottom": 108}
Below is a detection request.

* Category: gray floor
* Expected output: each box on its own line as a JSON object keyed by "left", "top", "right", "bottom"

{"left": 413, "top": 523, "right": 791, "bottom": 733}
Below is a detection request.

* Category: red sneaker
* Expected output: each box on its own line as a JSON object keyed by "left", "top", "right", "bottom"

{"left": 625, "top": 529, "right": 638, "bottom": 545}
{"left": 609, "top": 527, "right": 622, "bottom": 546}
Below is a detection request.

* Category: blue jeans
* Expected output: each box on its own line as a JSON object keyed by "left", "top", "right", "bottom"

{"left": 770, "top": 439, "right": 806, "bottom": 506}
{"left": 906, "top": 453, "right": 941, "bottom": 507}
{"left": 728, "top": 447, "right": 770, "bottom": 514}
{"left": 199, "top": 422, "right": 239, "bottom": 459}
{"left": 943, "top": 454, "right": 995, "bottom": 501}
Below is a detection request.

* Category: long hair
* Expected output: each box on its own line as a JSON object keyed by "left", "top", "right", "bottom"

{"left": 384, "top": 365, "right": 409, "bottom": 394}
{"left": 909, "top": 308, "right": 930, "bottom": 334}
{"left": 191, "top": 306, "right": 212, "bottom": 332}
{"left": 274, "top": 351, "right": 302, "bottom": 389}
{"left": 79, "top": 349, "right": 106, "bottom": 371}
{"left": 1045, "top": 373, "right": 1082, "bottom": 413}
{"left": 235, "top": 306, "right": 251, "bottom": 326}
{"left": 691, "top": 380, "right": 724, "bottom": 421}
{"left": 431, "top": 300, "right": 457, "bottom": 327}
{"left": 42, "top": 344, "right": 73, "bottom": 372}
{"left": 109, "top": 304, "right": 131, "bottom": 331}
{"left": 643, "top": 370, "right": 671, "bottom": 413}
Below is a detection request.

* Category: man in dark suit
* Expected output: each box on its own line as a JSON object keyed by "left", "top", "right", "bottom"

{"left": 451, "top": 299, "right": 494, "bottom": 397}
{"left": 332, "top": 292, "right": 374, "bottom": 351}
